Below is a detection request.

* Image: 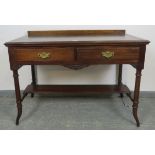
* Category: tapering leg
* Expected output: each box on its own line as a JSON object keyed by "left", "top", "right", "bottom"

{"left": 31, "top": 65, "right": 37, "bottom": 98}
{"left": 118, "top": 64, "right": 123, "bottom": 98}
{"left": 13, "top": 70, "right": 22, "bottom": 125}
{"left": 133, "top": 69, "right": 142, "bottom": 127}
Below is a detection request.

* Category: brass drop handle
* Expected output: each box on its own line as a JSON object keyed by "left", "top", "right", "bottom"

{"left": 38, "top": 52, "right": 50, "bottom": 59}
{"left": 101, "top": 51, "right": 114, "bottom": 59}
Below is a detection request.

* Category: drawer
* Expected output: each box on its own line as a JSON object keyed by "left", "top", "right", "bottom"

{"left": 14, "top": 47, "right": 74, "bottom": 63}
{"left": 77, "top": 47, "right": 140, "bottom": 64}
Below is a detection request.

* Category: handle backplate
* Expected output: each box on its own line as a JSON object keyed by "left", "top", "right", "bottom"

{"left": 38, "top": 52, "right": 50, "bottom": 59}
{"left": 101, "top": 51, "right": 114, "bottom": 59}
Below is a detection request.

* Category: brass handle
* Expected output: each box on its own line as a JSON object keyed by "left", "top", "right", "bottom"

{"left": 38, "top": 52, "right": 50, "bottom": 59}
{"left": 101, "top": 51, "right": 114, "bottom": 59}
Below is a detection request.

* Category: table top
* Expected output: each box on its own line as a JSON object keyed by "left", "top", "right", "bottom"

{"left": 5, "top": 30, "right": 150, "bottom": 46}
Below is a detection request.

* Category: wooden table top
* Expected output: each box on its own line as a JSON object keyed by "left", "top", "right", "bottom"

{"left": 5, "top": 30, "right": 150, "bottom": 46}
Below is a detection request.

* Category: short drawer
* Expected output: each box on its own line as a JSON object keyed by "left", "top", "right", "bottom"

{"left": 14, "top": 47, "right": 75, "bottom": 63}
{"left": 77, "top": 47, "right": 140, "bottom": 64}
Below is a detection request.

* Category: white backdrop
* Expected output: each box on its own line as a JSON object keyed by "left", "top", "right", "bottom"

{"left": 0, "top": 25, "right": 154, "bottom": 91}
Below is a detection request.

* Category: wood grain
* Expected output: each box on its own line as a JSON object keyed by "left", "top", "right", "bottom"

{"left": 14, "top": 47, "right": 74, "bottom": 63}
{"left": 77, "top": 47, "right": 140, "bottom": 64}
{"left": 4, "top": 29, "right": 150, "bottom": 126}
{"left": 28, "top": 30, "right": 126, "bottom": 37}
{"left": 24, "top": 84, "right": 131, "bottom": 94}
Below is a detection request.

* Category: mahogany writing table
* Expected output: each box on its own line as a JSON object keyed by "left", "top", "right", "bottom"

{"left": 5, "top": 30, "right": 150, "bottom": 126}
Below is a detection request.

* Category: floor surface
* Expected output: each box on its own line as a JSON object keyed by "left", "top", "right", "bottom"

{"left": 0, "top": 94, "right": 154, "bottom": 130}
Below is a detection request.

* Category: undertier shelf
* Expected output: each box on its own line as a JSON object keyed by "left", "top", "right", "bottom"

{"left": 23, "top": 84, "right": 131, "bottom": 94}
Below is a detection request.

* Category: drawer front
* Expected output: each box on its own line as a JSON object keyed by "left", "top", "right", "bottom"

{"left": 14, "top": 47, "right": 74, "bottom": 63}
{"left": 77, "top": 47, "right": 140, "bottom": 64}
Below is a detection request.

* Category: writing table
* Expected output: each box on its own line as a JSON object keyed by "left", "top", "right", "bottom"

{"left": 5, "top": 30, "right": 150, "bottom": 126}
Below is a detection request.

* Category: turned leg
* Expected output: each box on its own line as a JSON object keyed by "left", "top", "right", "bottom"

{"left": 31, "top": 65, "right": 37, "bottom": 98}
{"left": 13, "top": 70, "right": 22, "bottom": 125}
{"left": 118, "top": 64, "right": 123, "bottom": 98}
{"left": 133, "top": 69, "right": 142, "bottom": 127}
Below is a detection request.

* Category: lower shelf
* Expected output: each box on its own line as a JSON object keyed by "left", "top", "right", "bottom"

{"left": 24, "top": 84, "right": 131, "bottom": 94}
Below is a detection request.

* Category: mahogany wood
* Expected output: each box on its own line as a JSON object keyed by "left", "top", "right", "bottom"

{"left": 31, "top": 65, "right": 37, "bottom": 97}
{"left": 28, "top": 30, "right": 126, "bottom": 37}
{"left": 133, "top": 69, "right": 142, "bottom": 127}
{"left": 13, "top": 70, "right": 22, "bottom": 125}
{"left": 5, "top": 30, "right": 150, "bottom": 126}
{"left": 77, "top": 47, "right": 140, "bottom": 64}
{"left": 118, "top": 64, "right": 123, "bottom": 98}
{"left": 14, "top": 47, "right": 74, "bottom": 63}
{"left": 23, "top": 84, "right": 130, "bottom": 94}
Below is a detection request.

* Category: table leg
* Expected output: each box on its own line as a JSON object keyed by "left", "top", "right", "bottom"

{"left": 13, "top": 70, "right": 22, "bottom": 125}
{"left": 133, "top": 69, "right": 142, "bottom": 127}
{"left": 118, "top": 64, "right": 123, "bottom": 98}
{"left": 31, "top": 65, "right": 37, "bottom": 98}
